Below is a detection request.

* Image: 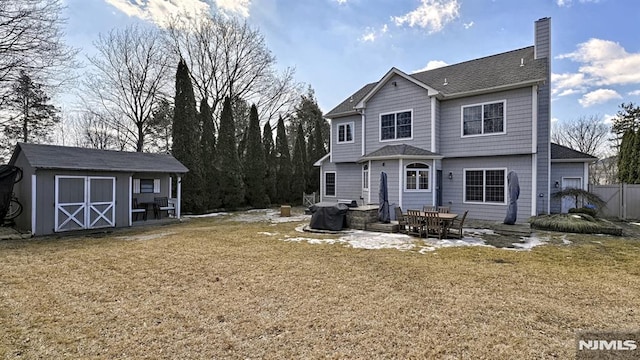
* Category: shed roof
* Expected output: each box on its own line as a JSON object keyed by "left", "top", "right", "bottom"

{"left": 10, "top": 143, "right": 189, "bottom": 173}
{"left": 550, "top": 143, "right": 597, "bottom": 162}
{"left": 326, "top": 46, "right": 547, "bottom": 118}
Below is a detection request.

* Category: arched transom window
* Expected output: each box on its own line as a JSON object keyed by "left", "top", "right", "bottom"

{"left": 405, "top": 163, "right": 430, "bottom": 191}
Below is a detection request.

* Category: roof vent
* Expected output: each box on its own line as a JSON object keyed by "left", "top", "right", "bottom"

{"left": 520, "top": 58, "right": 524, "bottom": 67}
{"left": 349, "top": 96, "right": 353, "bottom": 103}
{"left": 443, "top": 78, "right": 448, "bottom": 86}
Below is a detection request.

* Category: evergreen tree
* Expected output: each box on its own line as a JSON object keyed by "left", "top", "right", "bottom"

{"left": 618, "top": 129, "right": 637, "bottom": 184}
{"left": 200, "top": 99, "right": 221, "bottom": 209}
{"left": 262, "top": 121, "right": 277, "bottom": 204}
{"left": 291, "top": 122, "right": 307, "bottom": 204}
{"left": 244, "top": 104, "right": 269, "bottom": 208}
{"left": 305, "top": 131, "right": 316, "bottom": 194}
{"left": 611, "top": 102, "right": 640, "bottom": 142}
{"left": 172, "top": 59, "right": 204, "bottom": 212}
{"left": 4, "top": 70, "right": 60, "bottom": 145}
{"left": 275, "top": 116, "right": 292, "bottom": 204}
{"left": 309, "top": 116, "right": 327, "bottom": 194}
{"left": 633, "top": 130, "right": 640, "bottom": 183}
{"left": 217, "top": 97, "right": 245, "bottom": 209}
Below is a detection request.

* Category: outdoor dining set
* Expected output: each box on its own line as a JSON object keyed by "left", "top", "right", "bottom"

{"left": 394, "top": 206, "right": 469, "bottom": 240}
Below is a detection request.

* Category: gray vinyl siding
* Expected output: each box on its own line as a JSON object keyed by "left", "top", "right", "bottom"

{"left": 364, "top": 75, "right": 431, "bottom": 155}
{"left": 321, "top": 162, "right": 362, "bottom": 203}
{"left": 368, "top": 160, "right": 400, "bottom": 209}
{"left": 439, "top": 88, "right": 533, "bottom": 157}
{"left": 550, "top": 162, "right": 585, "bottom": 214}
{"left": 441, "top": 155, "right": 533, "bottom": 222}
{"left": 401, "top": 159, "right": 437, "bottom": 211}
{"left": 433, "top": 98, "right": 441, "bottom": 153}
{"left": 535, "top": 18, "right": 551, "bottom": 60}
{"left": 331, "top": 114, "right": 362, "bottom": 163}
{"left": 537, "top": 80, "right": 551, "bottom": 214}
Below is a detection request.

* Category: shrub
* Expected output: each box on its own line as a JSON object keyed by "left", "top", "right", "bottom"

{"left": 568, "top": 207, "right": 597, "bottom": 217}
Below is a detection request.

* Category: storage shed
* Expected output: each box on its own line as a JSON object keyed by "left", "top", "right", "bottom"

{"left": 8, "top": 143, "right": 188, "bottom": 235}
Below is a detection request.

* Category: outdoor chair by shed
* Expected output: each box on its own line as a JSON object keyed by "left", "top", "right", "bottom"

{"left": 446, "top": 210, "right": 469, "bottom": 239}
{"left": 131, "top": 198, "right": 147, "bottom": 221}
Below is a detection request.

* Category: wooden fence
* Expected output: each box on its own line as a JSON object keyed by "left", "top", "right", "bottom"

{"left": 589, "top": 184, "right": 640, "bottom": 220}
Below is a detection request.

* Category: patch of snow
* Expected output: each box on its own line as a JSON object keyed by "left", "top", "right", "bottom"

{"left": 339, "top": 231, "right": 416, "bottom": 250}
{"left": 230, "top": 209, "right": 310, "bottom": 223}
{"left": 465, "top": 228, "right": 495, "bottom": 235}
{"left": 560, "top": 235, "right": 572, "bottom": 245}
{"left": 510, "top": 235, "right": 548, "bottom": 250}
{"left": 258, "top": 232, "right": 278, "bottom": 236}
{"left": 285, "top": 237, "right": 340, "bottom": 245}
{"left": 423, "top": 236, "right": 488, "bottom": 249}
{"left": 184, "top": 212, "right": 229, "bottom": 218}
{"left": 631, "top": 222, "right": 640, "bottom": 227}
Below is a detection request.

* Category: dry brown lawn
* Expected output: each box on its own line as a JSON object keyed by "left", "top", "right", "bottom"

{"left": 1, "top": 215, "right": 640, "bottom": 359}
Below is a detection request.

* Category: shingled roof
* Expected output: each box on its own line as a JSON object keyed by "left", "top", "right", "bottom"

{"left": 551, "top": 143, "right": 597, "bottom": 162}
{"left": 359, "top": 144, "right": 442, "bottom": 162}
{"left": 326, "top": 46, "right": 547, "bottom": 118}
{"left": 10, "top": 143, "right": 189, "bottom": 173}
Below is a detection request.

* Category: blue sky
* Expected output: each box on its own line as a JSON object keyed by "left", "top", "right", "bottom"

{"left": 63, "top": 0, "right": 640, "bottom": 126}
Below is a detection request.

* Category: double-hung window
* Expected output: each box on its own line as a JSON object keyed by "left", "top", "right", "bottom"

{"left": 405, "top": 163, "right": 430, "bottom": 191}
{"left": 462, "top": 101, "right": 505, "bottom": 136}
{"left": 325, "top": 172, "right": 336, "bottom": 197}
{"left": 464, "top": 169, "right": 506, "bottom": 204}
{"left": 380, "top": 110, "right": 412, "bottom": 141}
{"left": 337, "top": 122, "right": 354, "bottom": 143}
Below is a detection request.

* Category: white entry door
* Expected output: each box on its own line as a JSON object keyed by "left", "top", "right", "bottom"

{"left": 55, "top": 176, "right": 116, "bottom": 232}
{"left": 561, "top": 177, "right": 582, "bottom": 213}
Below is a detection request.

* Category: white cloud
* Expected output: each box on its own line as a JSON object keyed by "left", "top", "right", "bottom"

{"left": 557, "top": 0, "right": 601, "bottom": 7}
{"left": 413, "top": 60, "right": 448, "bottom": 73}
{"left": 381, "top": 24, "right": 388, "bottom": 34}
{"left": 463, "top": 21, "right": 474, "bottom": 29}
{"left": 335, "top": 0, "right": 348, "bottom": 4}
{"left": 360, "top": 30, "right": 376, "bottom": 42}
{"left": 578, "top": 89, "right": 622, "bottom": 107}
{"left": 551, "top": 72, "right": 588, "bottom": 96}
{"left": 393, "top": 0, "right": 460, "bottom": 33}
{"left": 551, "top": 117, "right": 560, "bottom": 123}
{"left": 628, "top": 90, "right": 640, "bottom": 96}
{"left": 215, "top": 0, "right": 251, "bottom": 17}
{"left": 603, "top": 113, "right": 616, "bottom": 125}
{"left": 105, "top": 0, "right": 211, "bottom": 26}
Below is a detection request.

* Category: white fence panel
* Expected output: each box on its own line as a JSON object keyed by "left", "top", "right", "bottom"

{"left": 590, "top": 184, "right": 640, "bottom": 220}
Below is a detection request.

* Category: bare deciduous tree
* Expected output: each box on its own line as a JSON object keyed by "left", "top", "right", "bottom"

{"left": 84, "top": 25, "right": 172, "bottom": 152}
{"left": 551, "top": 115, "right": 610, "bottom": 157}
{"left": 165, "top": 13, "right": 300, "bottom": 126}
{"left": 0, "top": 0, "right": 77, "bottom": 105}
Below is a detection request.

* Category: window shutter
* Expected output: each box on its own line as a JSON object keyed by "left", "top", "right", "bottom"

{"left": 153, "top": 179, "right": 160, "bottom": 193}
{"left": 133, "top": 179, "right": 140, "bottom": 194}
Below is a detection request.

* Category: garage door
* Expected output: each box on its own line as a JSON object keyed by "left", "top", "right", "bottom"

{"left": 55, "top": 176, "right": 116, "bottom": 232}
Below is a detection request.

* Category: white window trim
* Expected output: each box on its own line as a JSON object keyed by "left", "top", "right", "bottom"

{"left": 460, "top": 100, "right": 507, "bottom": 138}
{"left": 462, "top": 168, "right": 508, "bottom": 205}
{"left": 362, "top": 164, "right": 369, "bottom": 191}
{"left": 404, "top": 162, "right": 431, "bottom": 192}
{"left": 337, "top": 121, "right": 355, "bottom": 144}
{"left": 379, "top": 109, "right": 414, "bottom": 142}
{"left": 324, "top": 171, "right": 337, "bottom": 197}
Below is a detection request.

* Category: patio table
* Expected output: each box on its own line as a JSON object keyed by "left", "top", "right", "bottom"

{"left": 418, "top": 212, "right": 458, "bottom": 238}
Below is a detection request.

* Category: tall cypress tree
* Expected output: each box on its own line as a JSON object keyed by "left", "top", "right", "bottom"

{"left": 263, "top": 121, "right": 277, "bottom": 204}
{"left": 291, "top": 122, "right": 307, "bottom": 204}
{"left": 275, "top": 116, "right": 292, "bottom": 204}
{"left": 308, "top": 116, "right": 327, "bottom": 194}
{"left": 243, "top": 104, "right": 269, "bottom": 208}
{"left": 172, "top": 59, "right": 204, "bottom": 212}
{"left": 305, "top": 131, "right": 316, "bottom": 194}
{"left": 217, "top": 97, "right": 245, "bottom": 209}
{"left": 618, "top": 129, "right": 635, "bottom": 183}
{"left": 200, "top": 99, "right": 221, "bottom": 210}
{"left": 633, "top": 130, "right": 640, "bottom": 184}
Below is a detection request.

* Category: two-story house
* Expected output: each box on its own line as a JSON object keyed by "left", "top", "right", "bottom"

{"left": 316, "top": 18, "right": 590, "bottom": 223}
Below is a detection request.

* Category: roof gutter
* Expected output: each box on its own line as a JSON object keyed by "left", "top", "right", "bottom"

{"left": 440, "top": 78, "right": 546, "bottom": 100}
{"left": 357, "top": 154, "right": 445, "bottom": 163}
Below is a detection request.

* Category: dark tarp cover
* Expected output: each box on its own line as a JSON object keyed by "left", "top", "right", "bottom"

{"left": 503, "top": 171, "right": 520, "bottom": 225}
{"left": 378, "top": 171, "right": 390, "bottom": 223}
{"left": 309, "top": 202, "right": 348, "bottom": 231}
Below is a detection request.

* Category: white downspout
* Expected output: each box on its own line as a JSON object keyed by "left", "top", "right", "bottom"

{"left": 31, "top": 174, "right": 37, "bottom": 235}
{"left": 128, "top": 176, "right": 133, "bottom": 226}
{"left": 177, "top": 176, "right": 182, "bottom": 219}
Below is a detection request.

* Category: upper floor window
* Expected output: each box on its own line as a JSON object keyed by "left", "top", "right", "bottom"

{"left": 462, "top": 101, "right": 506, "bottom": 137}
{"left": 337, "top": 122, "right": 354, "bottom": 143}
{"left": 380, "top": 110, "right": 412, "bottom": 141}
{"left": 464, "top": 169, "right": 506, "bottom": 204}
{"left": 405, "top": 163, "right": 430, "bottom": 191}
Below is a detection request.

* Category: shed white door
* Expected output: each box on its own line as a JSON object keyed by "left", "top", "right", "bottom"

{"left": 561, "top": 177, "right": 582, "bottom": 213}
{"left": 55, "top": 176, "right": 116, "bottom": 232}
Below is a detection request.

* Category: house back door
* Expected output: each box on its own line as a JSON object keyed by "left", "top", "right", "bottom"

{"left": 55, "top": 176, "right": 116, "bottom": 232}
{"left": 436, "top": 170, "right": 443, "bottom": 207}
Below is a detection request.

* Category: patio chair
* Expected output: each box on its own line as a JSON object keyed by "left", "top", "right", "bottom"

{"left": 437, "top": 206, "right": 450, "bottom": 213}
{"left": 406, "top": 210, "right": 426, "bottom": 237}
{"left": 131, "top": 198, "right": 147, "bottom": 221}
{"left": 153, "top": 197, "right": 175, "bottom": 219}
{"left": 424, "top": 211, "right": 443, "bottom": 240}
{"left": 394, "top": 206, "right": 407, "bottom": 234}
{"left": 423, "top": 205, "right": 437, "bottom": 212}
{"left": 445, "top": 210, "right": 468, "bottom": 239}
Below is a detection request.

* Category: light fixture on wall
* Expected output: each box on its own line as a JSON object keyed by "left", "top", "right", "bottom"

{"left": 392, "top": 81, "right": 397, "bottom": 87}
{"left": 554, "top": 181, "right": 560, "bottom": 188}
{"left": 448, "top": 172, "right": 453, "bottom": 180}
